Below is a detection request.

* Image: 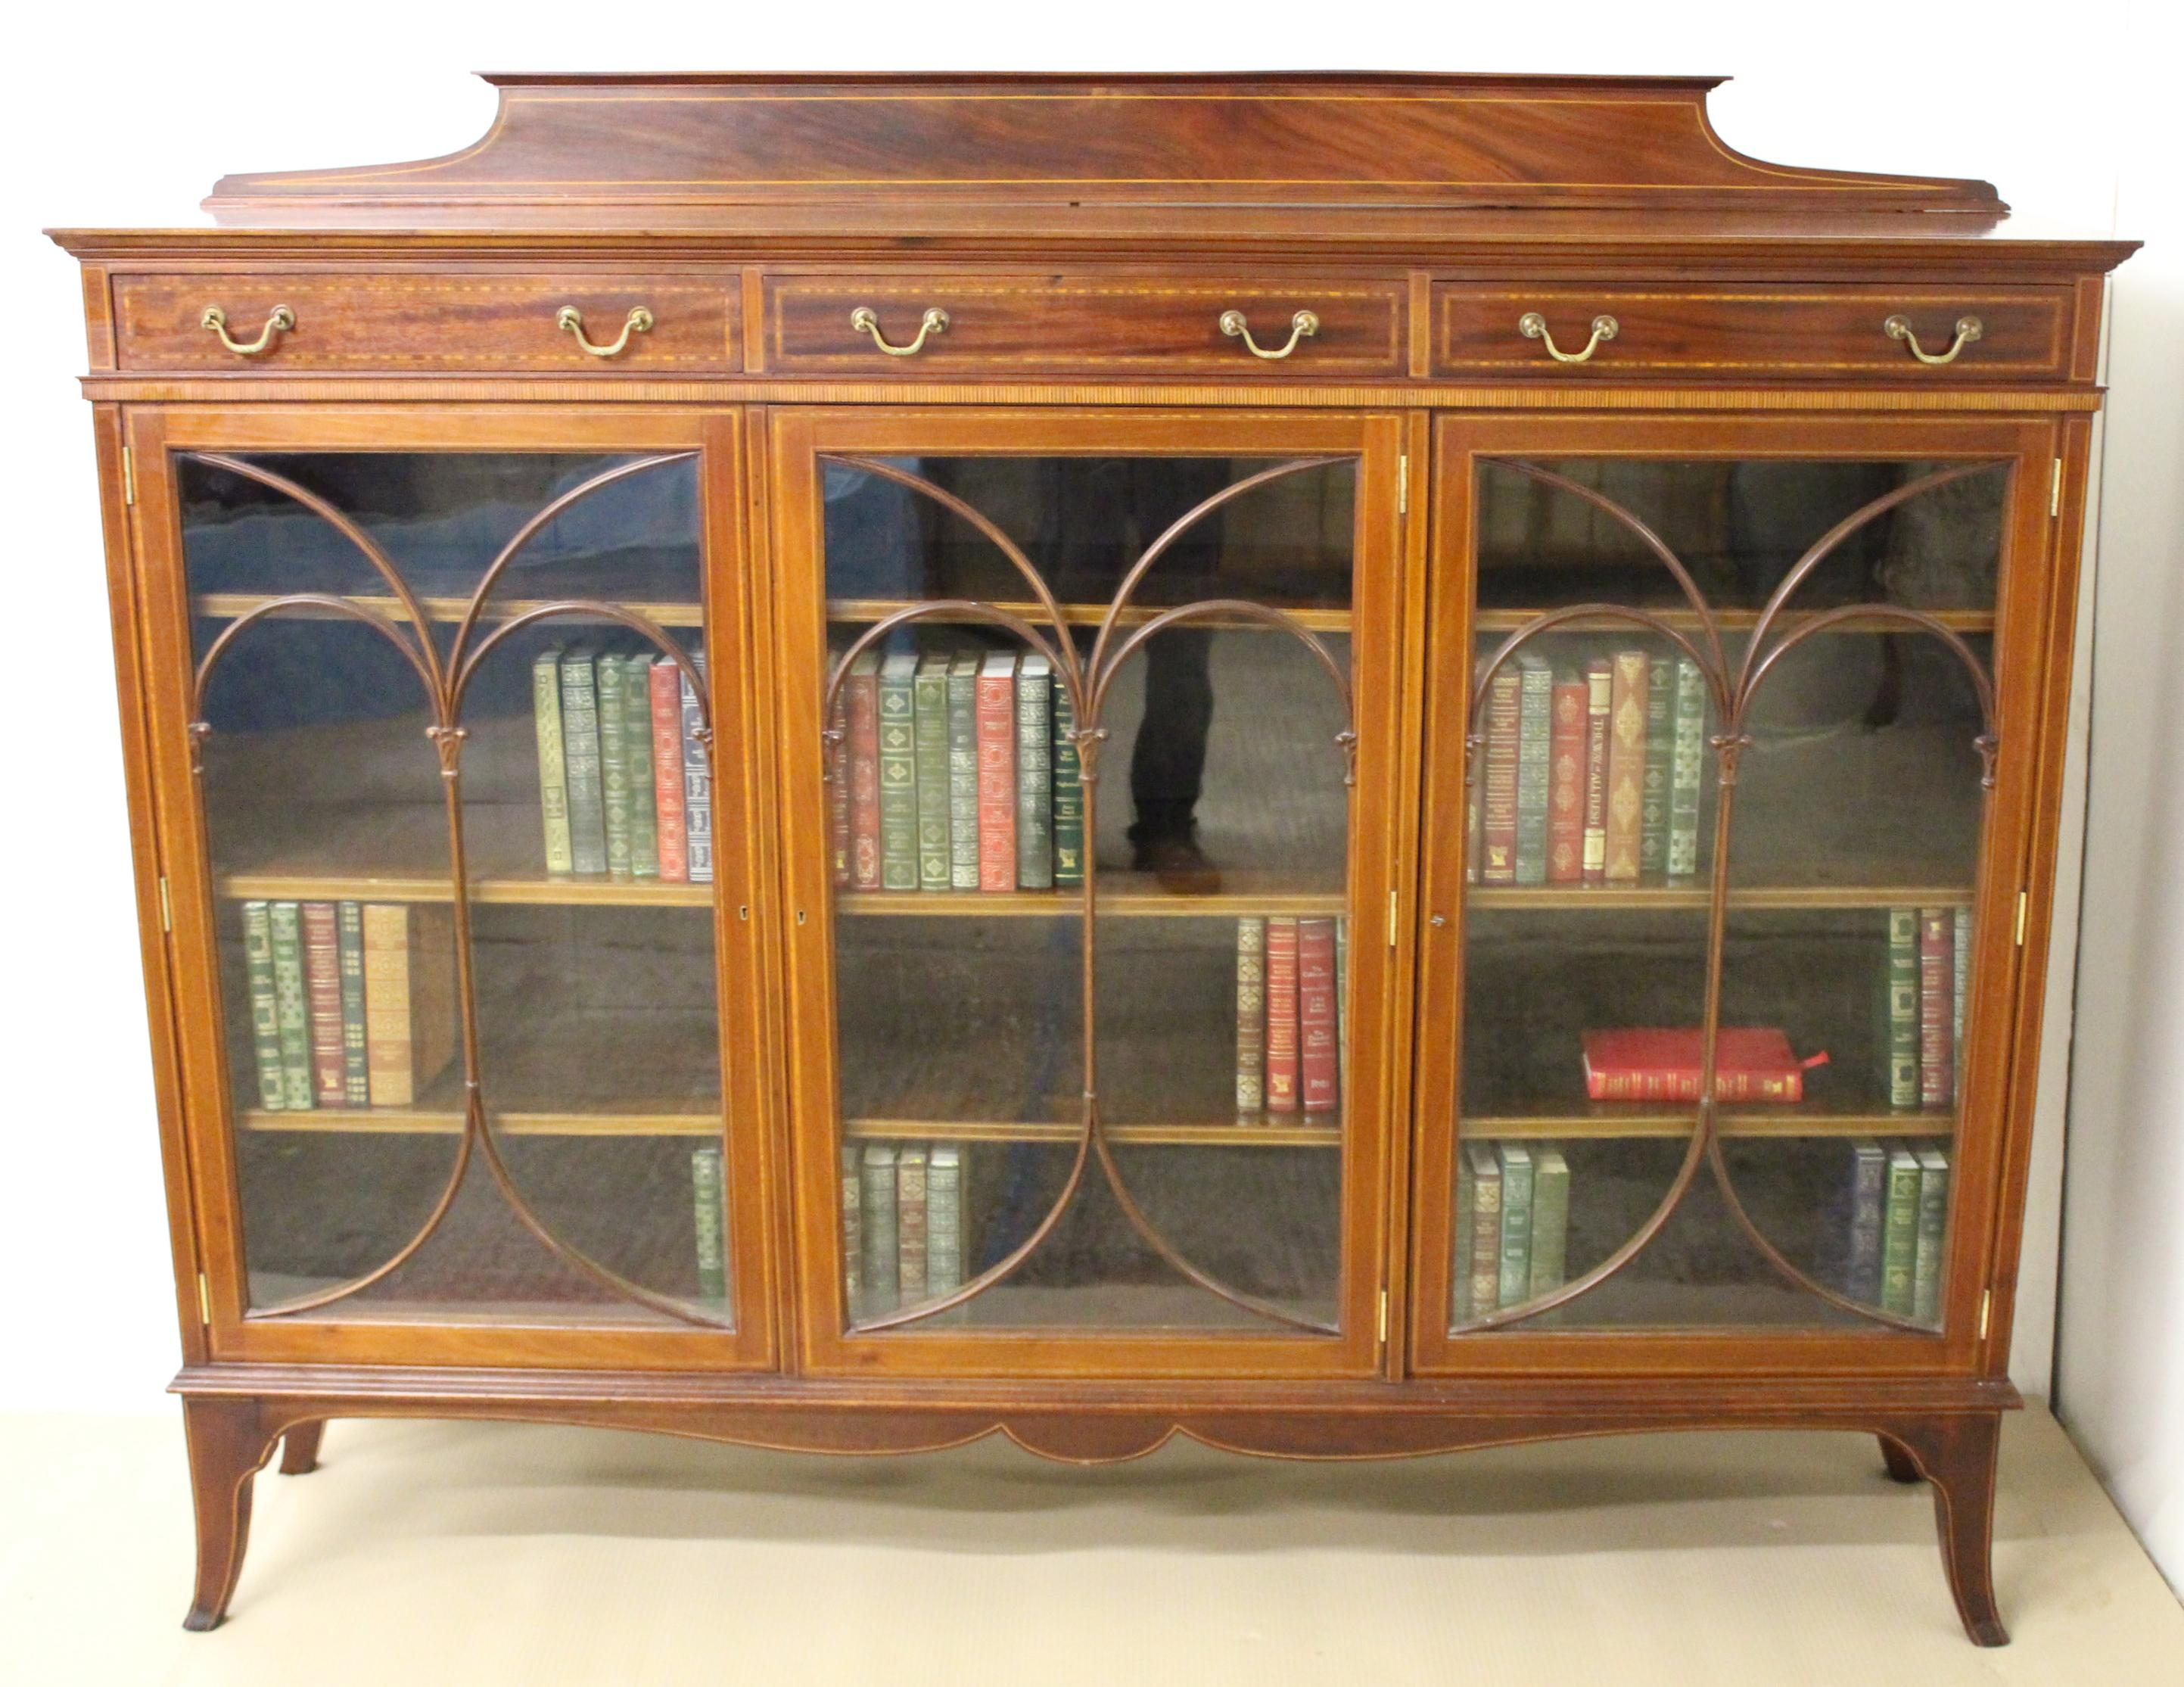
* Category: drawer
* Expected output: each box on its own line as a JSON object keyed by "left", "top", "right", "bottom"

{"left": 1432, "top": 284, "right": 2071, "bottom": 380}
{"left": 113, "top": 274, "right": 739, "bottom": 372}
{"left": 759, "top": 275, "right": 1408, "bottom": 376}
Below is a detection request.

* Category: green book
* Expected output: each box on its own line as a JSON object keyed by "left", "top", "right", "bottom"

{"left": 558, "top": 648, "right": 608, "bottom": 876}
{"left": 1887, "top": 908, "right": 1921, "bottom": 1107}
{"left": 240, "top": 901, "right": 286, "bottom": 1111}
{"left": 927, "top": 1144, "right": 964, "bottom": 1301}
{"left": 691, "top": 1145, "right": 727, "bottom": 1304}
{"left": 624, "top": 654, "right": 660, "bottom": 879}
{"left": 946, "top": 652, "right": 982, "bottom": 891}
{"left": 1496, "top": 1142, "right": 1535, "bottom": 1309}
{"left": 1466, "top": 1142, "right": 1504, "bottom": 1317}
{"left": 267, "top": 900, "right": 313, "bottom": 1110}
{"left": 1527, "top": 1148, "right": 1570, "bottom": 1299}
{"left": 1846, "top": 1138, "right": 1889, "bottom": 1306}
{"left": 840, "top": 1144, "right": 863, "bottom": 1315}
{"left": 1640, "top": 653, "right": 1673, "bottom": 876}
{"left": 913, "top": 652, "right": 954, "bottom": 892}
{"left": 1451, "top": 1146, "right": 1475, "bottom": 1325}
{"left": 1015, "top": 652, "right": 1054, "bottom": 891}
{"left": 1667, "top": 654, "right": 1704, "bottom": 878}
{"left": 1913, "top": 1146, "right": 1951, "bottom": 1325}
{"left": 1051, "top": 676, "right": 1084, "bottom": 889}
{"left": 877, "top": 652, "right": 919, "bottom": 892}
{"left": 336, "top": 900, "right": 370, "bottom": 1107}
{"left": 532, "top": 645, "right": 573, "bottom": 874}
{"left": 1881, "top": 1144, "right": 1923, "bottom": 1315}
{"left": 597, "top": 652, "right": 635, "bottom": 878}
{"left": 1513, "top": 653, "right": 1552, "bottom": 887}
{"left": 861, "top": 1143, "right": 900, "bottom": 1310}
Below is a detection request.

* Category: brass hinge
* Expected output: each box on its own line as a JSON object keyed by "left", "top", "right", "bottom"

{"left": 2050, "top": 458, "right": 2063, "bottom": 518}
{"left": 1979, "top": 1288, "right": 1993, "bottom": 1340}
{"left": 196, "top": 1272, "right": 212, "bottom": 1326}
{"left": 1377, "top": 1287, "right": 1389, "bottom": 1344}
{"left": 122, "top": 447, "right": 136, "bottom": 506}
{"left": 157, "top": 876, "right": 172, "bottom": 932}
{"left": 1387, "top": 889, "right": 1399, "bottom": 948}
{"left": 2014, "top": 889, "right": 2029, "bottom": 946}
{"left": 1398, "top": 454, "right": 1409, "bottom": 516}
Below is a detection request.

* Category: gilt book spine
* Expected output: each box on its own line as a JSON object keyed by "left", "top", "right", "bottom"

{"left": 1299, "top": 917, "right": 1339, "bottom": 1113}
{"left": 947, "top": 652, "right": 982, "bottom": 891}
{"left": 1888, "top": 907, "right": 1921, "bottom": 1108}
{"left": 1479, "top": 665, "right": 1522, "bottom": 886}
{"left": 1668, "top": 655, "right": 1704, "bottom": 878}
{"left": 597, "top": 653, "right": 635, "bottom": 879}
{"left": 927, "top": 1145, "right": 964, "bottom": 1302}
{"left": 1451, "top": 1150, "right": 1476, "bottom": 1324}
{"left": 532, "top": 646, "right": 573, "bottom": 874}
{"left": 241, "top": 901, "right": 285, "bottom": 1111}
{"left": 1546, "top": 675, "right": 1588, "bottom": 884}
{"left": 1467, "top": 1143, "right": 1504, "bottom": 1317}
{"left": 1528, "top": 1148, "right": 1570, "bottom": 1299}
{"left": 1640, "top": 653, "right": 1673, "bottom": 877}
{"left": 839, "top": 1144, "right": 863, "bottom": 1312}
{"left": 1582, "top": 658, "right": 1613, "bottom": 885}
{"left": 269, "top": 901, "right": 313, "bottom": 1110}
{"left": 1954, "top": 907, "right": 1973, "bottom": 1099}
{"left": 1846, "top": 1138, "right": 1888, "bottom": 1306}
{"left": 679, "top": 650, "right": 714, "bottom": 886}
{"left": 1920, "top": 907, "right": 1955, "bottom": 1110}
{"left": 1234, "top": 917, "right": 1267, "bottom": 1115}
{"left": 362, "top": 903, "right": 459, "bottom": 1108}
{"left": 860, "top": 1144, "right": 899, "bottom": 1310}
{"left": 626, "top": 656, "right": 661, "bottom": 879}
{"left": 1336, "top": 917, "right": 1349, "bottom": 1105}
{"left": 300, "top": 901, "right": 347, "bottom": 1108}
{"left": 1264, "top": 915, "right": 1300, "bottom": 1113}
{"left": 1913, "top": 1146, "right": 1951, "bottom": 1324}
{"left": 559, "top": 649, "right": 608, "bottom": 876}
{"left": 877, "top": 651, "right": 920, "bottom": 892}
{"left": 1514, "top": 655, "right": 1553, "bottom": 886}
{"left": 691, "top": 1146, "right": 726, "bottom": 1304}
{"left": 913, "top": 652, "right": 954, "bottom": 892}
{"left": 827, "top": 662, "right": 851, "bottom": 888}
{"left": 1603, "top": 650, "right": 1649, "bottom": 882}
{"left": 896, "top": 1145, "right": 929, "bottom": 1304}
{"left": 1881, "top": 1146, "right": 1923, "bottom": 1316}
{"left": 1015, "top": 654, "right": 1054, "bottom": 891}
{"left": 650, "top": 656, "right": 689, "bottom": 884}
{"left": 1051, "top": 679, "right": 1084, "bottom": 889}
{"left": 337, "top": 900, "right": 370, "bottom": 1107}
{"left": 976, "top": 653, "right": 1018, "bottom": 892}
{"left": 1496, "top": 1143, "right": 1535, "bottom": 1309}
{"left": 845, "top": 649, "right": 882, "bottom": 890}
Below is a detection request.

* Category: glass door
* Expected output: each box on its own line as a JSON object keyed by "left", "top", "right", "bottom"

{"left": 1411, "top": 414, "right": 2059, "bottom": 1372}
{"left": 132, "top": 409, "right": 775, "bottom": 1368}
{"left": 771, "top": 409, "right": 1408, "bottom": 1377}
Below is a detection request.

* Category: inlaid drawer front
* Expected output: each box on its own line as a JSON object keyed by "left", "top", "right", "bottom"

{"left": 761, "top": 275, "right": 1408, "bottom": 375}
{"left": 113, "top": 275, "right": 739, "bottom": 372}
{"left": 1433, "top": 285, "right": 2071, "bottom": 379}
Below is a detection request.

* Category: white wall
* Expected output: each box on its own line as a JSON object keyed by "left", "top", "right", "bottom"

{"left": 2, "top": 0, "right": 2174, "bottom": 1589}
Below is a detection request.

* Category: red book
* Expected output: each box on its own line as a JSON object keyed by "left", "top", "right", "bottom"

{"left": 1264, "top": 916, "right": 1300, "bottom": 1112}
{"left": 1546, "top": 676, "right": 1588, "bottom": 884}
{"left": 823, "top": 661, "right": 850, "bottom": 887}
{"left": 1479, "top": 665, "right": 1521, "bottom": 886}
{"left": 1919, "top": 907, "right": 1955, "bottom": 1109}
{"left": 651, "top": 658, "right": 690, "bottom": 884}
{"left": 844, "top": 651, "right": 882, "bottom": 890}
{"left": 1603, "top": 650, "right": 1649, "bottom": 882}
{"left": 300, "top": 901, "right": 347, "bottom": 1108}
{"left": 1298, "top": 917, "right": 1338, "bottom": 1113}
{"left": 1582, "top": 1027, "right": 1829, "bottom": 1103}
{"left": 1581, "top": 658, "right": 1612, "bottom": 886}
{"left": 976, "top": 652, "right": 1018, "bottom": 892}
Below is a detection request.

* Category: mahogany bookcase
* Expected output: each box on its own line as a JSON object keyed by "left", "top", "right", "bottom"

{"left": 51, "top": 73, "right": 2136, "bottom": 1641}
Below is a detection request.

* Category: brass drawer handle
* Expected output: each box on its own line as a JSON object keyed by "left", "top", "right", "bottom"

{"left": 1884, "top": 313, "right": 1983, "bottom": 366}
{"left": 557, "top": 305, "right": 653, "bottom": 359}
{"left": 1219, "top": 308, "right": 1318, "bottom": 360}
{"left": 200, "top": 304, "right": 294, "bottom": 357}
{"left": 849, "top": 305, "right": 949, "bottom": 356}
{"left": 1517, "top": 311, "right": 1619, "bottom": 364}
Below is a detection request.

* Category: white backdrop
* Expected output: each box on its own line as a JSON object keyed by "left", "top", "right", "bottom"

{"left": 3, "top": 0, "right": 2175, "bottom": 1591}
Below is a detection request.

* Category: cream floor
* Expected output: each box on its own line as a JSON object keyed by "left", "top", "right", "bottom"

{"left": 4, "top": 1405, "right": 2179, "bottom": 1685}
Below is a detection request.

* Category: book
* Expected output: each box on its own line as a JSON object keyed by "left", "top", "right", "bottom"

{"left": 976, "top": 652, "right": 1018, "bottom": 892}
{"left": 876, "top": 651, "right": 920, "bottom": 892}
{"left": 1603, "top": 650, "right": 1649, "bottom": 882}
{"left": 680, "top": 651, "right": 714, "bottom": 886}
{"left": 845, "top": 649, "right": 882, "bottom": 890}
{"left": 897, "top": 1144, "right": 929, "bottom": 1303}
{"left": 1336, "top": 917, "right": 1349, "bottom": 1107}
{"left": 827, "top": 659, "right": 852, "bottom": 887}
{"left": 860, "top": 1143, "right": 900, "bottom": 1310}
{"left": 928, "top": 1144, "right": 964, "bottom": 1301}
{"left": 336, "top": 900, "right": 369, "bottom": 1107}
{"left": 1015, "top": 653, "right": 1054, "bottom": 891}
{"left": 532, "top": 646, "right": 574, "bottom": 874}
{"left": 1496, "top": 1143, "right": 1535, "bottom": 1309}
{"left": 1479, "top": 665, "right": 1521, "bottom": 885}
{"left": 1264, "top": 916, "right": 1301, "bottom": 1112}
{"left": 240, "top": 901, "right": 286, "bottom": 1111}
{"left": 1881, "top": 1145, "right": 1924, "bottom": 1316}
{"left": 1919, "top": 907, "right": 1955, "bottom": 1110}
{"left": 1639, "top": 653, "right": 1673, "bottom": 876}
{"left": 1953, "top": 907, "right": 1972, "bottom": 1100}
{"left": 1581, "top": 1027, "right": 1828, "bottom": 1103}
{"left": 1051, "top": 678, "right": 1085, "bottom": 889}
{"left": 691, "top": 1145, "right": 726, "bottom": 1303}
{"left": 1667, "top": 655, "right": 1705, "bottom": 878}
{"left": 913, "top": 652, "right": 954, "bottom": 892}
{"left": 1235, "top": 917, "right": 1267, "bottom": 1114}
{"left": 840, "top": 1143, "right": 863, "bottom": 1312}
{"left": 1845, "top": 1138, "right": 1889, "bottom": 1306}
{"left": 558, "top": 648, "right": 608, "bottom": 876}
{"left": 1452, "top": 1147, "right": 1476, "bottom": 1324}
{"left": 597, "top": 652, "right": 635, "bottom": 878}
{"left": 1887, "top": 907, "right": 1921, "bottom": 1107}
{"left": 619, "top": 655, "right": 658, "bottom": 878}
{"left": 1528, "top": 1148, "right": 1570, "bottom": 1299}
{"left": 947, "top": 652, "right": 982, "bottom": 891}
{"left": 651, "top": 656, "right": 690, "bottom": 883}
{"left": 1466, "top": 764, "right": 1483, "bottom": 886}
{"left": 361, "top": 903, "right": 458, "bottom": 1107}
{"left": 267, "top": 901, "right": 313, "bottom": 1110}
{"left": 1513, "top": 654, "right": 1553, "bottom": 886}
{"left": 300, "top": 901, "right": 347, "bottom": 1108}
{"left": 1582, "top": 657, "right": 1613, "bottom": 885}
{"left": 1466, "top": 1142, "right": 1504, "bottom": 1317}
{"left": 1299, "top": 917, "right": 1339, "bottom": 1113}
{"left": 1546, "top": 674, "right": 1588, "bottom": 884}
{"left": 1913, "top": 1145, "right": 1951, "bottom": 1324}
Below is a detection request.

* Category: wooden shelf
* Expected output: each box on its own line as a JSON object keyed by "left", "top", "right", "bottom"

{"left": 1473, "top": 606, "right": 1995, "bottom": 637}
{"left": 216, "top": 870, "right": 712, "bottom": 908}
{"left": 1469, "top": 882, "right": 1975, "bottom": 912}
{"left": 241, "top": 1107, "right": 715, "bottom": 1137}
{"left": 845, "top": 1118, "right": 1342, "bottom": 1147}
{"left": 1464, "top": 1109, "right": 1955, "bottom": 1140}
{"left": 829, "top": 598, "right": 1351, "bottom": 633}
{"left": 195, "top": 592, "right": 703, "bottom": 628}
{"left": 839, "top": 870, "right": 1344, "bottom": 918}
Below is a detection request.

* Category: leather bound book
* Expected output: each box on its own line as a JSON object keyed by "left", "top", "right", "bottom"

{"left": 947, "top": 652, "right": 982, "bottom": 891}
{"left": 558, "top": 648, "right": 608, "bottom": 876}
{"left": 679, "top": 651, "right": 714, "bottom": 886}
{"left": 532, "top": 646, "right": 573, "bottom": 875}
{"left": 1581, "top": 658, "right": 1613, "bottom": 885}
{"left": 1235, "top": 917, "right": 1267, "bottom": 1115}
{"left": 1887, "top": 907, "right": 1921, "bottom": 1107}
{"left": 623, "top": 655, "right": 661, "bottom": 880}
{"left": 1582, "top": 1026, "right": 1828, "bottom": 1103}
{"left": 240, "top": 901, "right": 286, "bottom": 1111}
{"left": 976, "top": 652, "right": 1019, "bottom": 892}
{"left": 1479, "top": 665, "right": 1522, "bottom": 885}
{"left": 1603, "top": 650, "right": 1649, "bottom": 882}
{"left": 876, "top": 651, "right": 920, "bottom": 892}
{"left": 896, "top": 1144, "right": 929, "bottom": 1303}
{"left": 1264, "top": 915, "right": 1301, "bottom": 1112}
{"left": 844, "top": 649, "right": 882, "bottom": 890}
{"left": 914, "top": 652, "right": 954, "bottom": 892}
{"left": 1546, "top": 674, "right": 1588, "bottom": 884}
{"left": 300, "top": 901, "right": 347, "bottom": 1108}
{"left": 361, "top": 903, "right": 457, "bottom": 1109}
{"left": 1639, "top": 654, "right": 1673, "bottom": 877}
{"left": 1051, "top": 678, "right": 1084, "bottom": 889}
{"left": 1919, "top": 907, "right": 1955, "bottom": 1109}
{"left": 652, "top": 656, "right": 691, "bottom": 884}
{"left": 1299, "top": 917, "right": 1339, "bottom": 1113}
{"left": 597, "top": 653, "right": 635, "bottom": 879}
{"left": 267, "top": 901, "right": 313, "bottom": 1110}
{"left": 1667, "top": 655, "right": 1705, "bottom": 878}
{"left": 336, "top": 901, "right": 369, "bottom": 1107}
{"left": 1014, "top": 653, "right": 1054, "bottom": 892}
{"left": 1514, "top": 655, "right": 1554, "bottom": 886}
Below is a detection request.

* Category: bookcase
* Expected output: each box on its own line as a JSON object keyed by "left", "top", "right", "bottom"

{"left": 51, "top": 73, "right": 2134, "bottom": 1642}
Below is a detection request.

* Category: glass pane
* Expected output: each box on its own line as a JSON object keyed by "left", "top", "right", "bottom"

{"left": 182, "top": 450, "right": 733, "bottom": 1324}
{"left": 822, "top": 454, "right": 1355, "bottom": 1333}
{"left": 1454, "top": 457, "right": 2004, "bottom": 1333}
